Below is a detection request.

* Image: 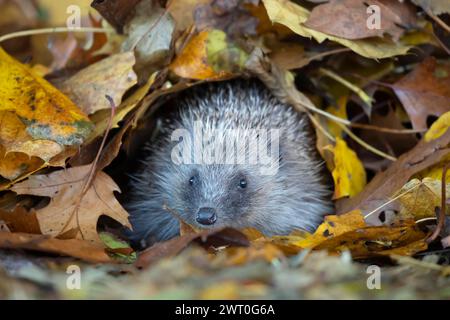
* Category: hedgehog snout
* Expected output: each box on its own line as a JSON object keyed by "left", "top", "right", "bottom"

{"left": 196, "top": 207, "right": 217, "bottom": 226}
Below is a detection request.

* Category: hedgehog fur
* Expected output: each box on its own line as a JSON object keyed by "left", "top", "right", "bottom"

{"left": 126, "top": 79, "right": 332, "bottom": 247}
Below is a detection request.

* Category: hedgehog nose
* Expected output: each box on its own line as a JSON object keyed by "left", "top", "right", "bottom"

{"left": 196, "top": 207, "right": 217, "bottom": 226}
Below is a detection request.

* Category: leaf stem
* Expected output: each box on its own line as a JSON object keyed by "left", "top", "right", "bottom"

{"left": 425, "top": 9, "right": 450, "bottom": 33}
{"left": 0, "top": 27, "right": 115, "bottom": 43}
{"left": 338, "top": 123, "right": 397, "bottom": 161}
{"left": 364, "top": 181, "right": 423, "bottom": 219}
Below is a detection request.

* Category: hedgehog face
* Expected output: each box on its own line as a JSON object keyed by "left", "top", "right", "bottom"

{"left": 173, "top": 164, "right": 257, "bottom": 229}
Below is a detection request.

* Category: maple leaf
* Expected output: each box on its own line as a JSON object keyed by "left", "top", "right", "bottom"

{"left": 11, "top": 165, "right": 130, "bottom": 244}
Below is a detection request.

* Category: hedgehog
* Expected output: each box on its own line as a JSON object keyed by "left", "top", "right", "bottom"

{"left": 126, "top": 79, "right": 332, "bottom": 247}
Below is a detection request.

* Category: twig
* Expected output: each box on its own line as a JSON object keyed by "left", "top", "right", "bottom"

{"left": 61, "top": 95, "right": 116, "bottom": 238}
{"left": 426, "top": 9, "right": 450, "bottom": 33}
{"left": 433, "top": 31, "right": 450, "bottom": 55}
{"left": 0, "top": 27, "right": 115, "bottom": 43}
{"left": 364, "top": 181, "right": 424, "bottom": 219}
{"left": 349, "top": 122, "right": 425, "bottom": 134}
{"left": 81, "top": 95, "right": 116, "bottom": 194}
{"left": 319, "top": 68, "right": 373, "bottom": 108}
{"left": 427, "top": 163, "right": 450, "bottom": 243}
{"left": 338, "top": 123, "right": 397, "bottom": 161}
{"left": 305, "top": 48, "right": 351, "bottom": 64}
{"left": 308, "top": 113, "right": 336, "bottom": 142}
{"left": 0, "top": 163, "right": 48, "bottom": 191}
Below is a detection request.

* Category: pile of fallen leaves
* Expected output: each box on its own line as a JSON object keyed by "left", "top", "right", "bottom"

{"left": 0, "top": 0, "right": 450, "bottom": 298}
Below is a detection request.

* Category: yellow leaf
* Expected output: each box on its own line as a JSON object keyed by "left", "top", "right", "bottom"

{"left": 0, "top": 111, "right": 63, "bottom": 160}
{"left": 424, "top": 111, "right": 450, "bottom": 142}
{"left": 0, "top": 47, "right": 92, "bottom": 146}
{"left": 200, "top": 281, "right": 240, "bottom": 299}
{"left": 313, "top": 223, "right": 427, "bottom": 259}
{"left": 170, "top": 29, "right": 248, "bottom": 80}
{"left": 396, "top": 178, "right": 450, "bottom": 220}
{"left": 272, "top": 210, "right": 366, "bottom": 249}
{"left": 270, "top": 210, "right": 427, "bottom": 258}
{"left": 262, "top": 0, "right": 411, "bottom": 59}
{"left": 0, "top": 47, "right": 92, "bottom": 180}
{"left": 415, "top": 154, "right": 450, "bottom": 182}
{"left": 170, "top": 30, "right": 220, "bottom": 80}
{"left": 0, "top": 145, "right": 44, "bottom": 181}
{"left": 330, "top": 138, "right": 367, "bottom": 199}
{"left": 325, "top": 96, "right": 348, "bottom": 139}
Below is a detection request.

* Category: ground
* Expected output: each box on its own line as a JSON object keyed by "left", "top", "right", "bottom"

{"left": 1, "top": 248, "right": 449, "bottom": 299}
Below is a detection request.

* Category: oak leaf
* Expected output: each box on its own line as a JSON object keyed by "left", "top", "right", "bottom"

{"left": 11, "top": 165, "right": 130, "bottom": 244}
{"left": 396, "top": 178, "right": 450, "bottom": 221}
{"left": 393, "top": 58, "right": 450, "bottom": 131}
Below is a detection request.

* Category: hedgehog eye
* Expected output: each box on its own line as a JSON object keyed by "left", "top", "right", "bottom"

{"left": 239, "top": 178, "right": 247, "bottom": 189}
{"left": 189, "top": 176, "right": 196, "bottom": 185}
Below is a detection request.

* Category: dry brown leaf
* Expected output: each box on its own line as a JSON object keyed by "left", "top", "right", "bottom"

{"left": 11, "top": 165, "right": 130, "bottom": 244}
{"left": 91, "top": 0, "right": 142, "bottom": 32}
{"left": 336, "top": 129, "right": 450, "bottom": 223}
{"left": 121, "top": 0, "right": 174, "bottom": 81}
{"left": 393, "top": 58, "right": 450, "bottom": 131}
{"left": 168, "top": 0, "right": 210, "bottom": 32}
{"left": 396, "top": 178, "right": 450, "bottom": 221}
{"left": 262, "top": 0, "right": 411, "bottom": 59}
{"left": 136, "top": 227, "right": 249, "bottom": 268}
{"left": 0, "top": 221, "right": 10, "bottom": 232}
{"left": 0, "top": 145, "right": 44, "bottom": 181}
{"left": 225, "top": 241, "right": 284, "bottom": 266}
{"left": 59, "top": 52, "right": 137, "bottom": 115}
{"left": 411, "top": 0, "right": 450, "bottom": 15}
{"left": 0, "top": 206, "right": 40, "bottom": 234}
{"left": 193, "top": 0, "right": 260, "bottom": 36}
{"left": 268, "top": 43, "right": 306, "bottom": 70}
{"left": 305, "top": 0, "right": 417, "bottom": 41}
{"left": 0, "top": 232, "right": 112, "bottom": 263}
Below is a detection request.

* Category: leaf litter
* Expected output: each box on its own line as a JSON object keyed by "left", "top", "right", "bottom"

{"left": 0, "top": 0, "right": 449, "bottom": 299}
